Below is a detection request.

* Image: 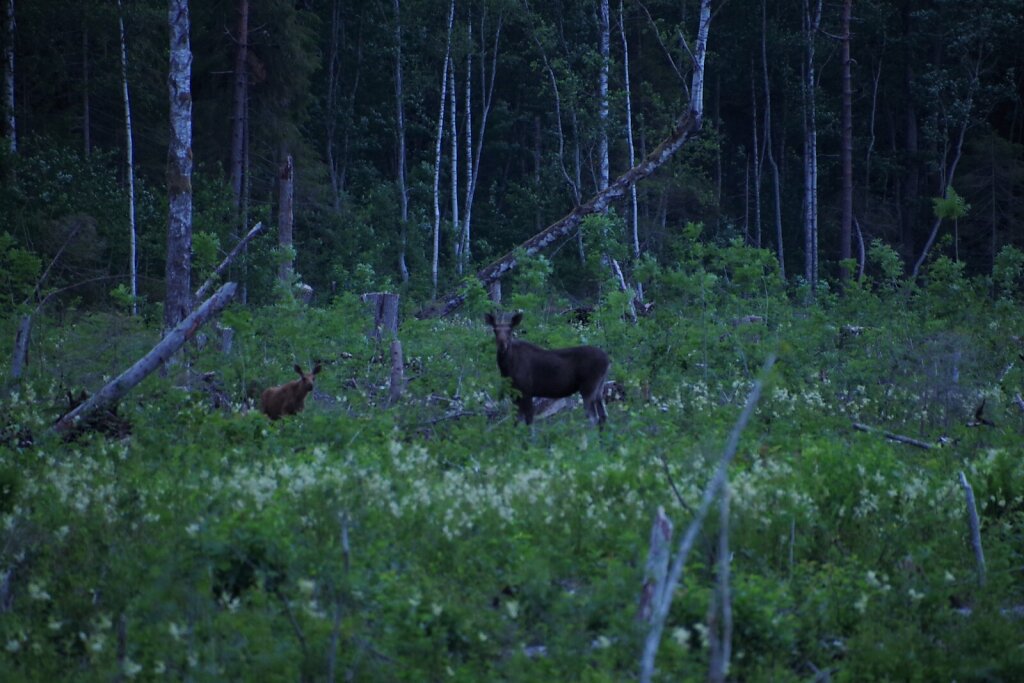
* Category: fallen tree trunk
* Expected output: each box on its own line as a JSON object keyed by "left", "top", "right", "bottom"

{"left": 417, "top": 108, "right": 703, "bottom": 319}
{"left": 53, "top": 282, "right": 237, "bottom": 436}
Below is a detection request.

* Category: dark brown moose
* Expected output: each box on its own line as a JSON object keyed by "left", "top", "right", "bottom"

{"left": 485, "top": 311, "right": 610, "bottom": 428}
{"left": 260, "top": 363, "right": 322, "bottom": 420}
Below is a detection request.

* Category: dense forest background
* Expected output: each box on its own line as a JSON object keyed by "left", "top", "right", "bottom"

{"left": 1, "top": 0, "right": 1022, "bottom": 309}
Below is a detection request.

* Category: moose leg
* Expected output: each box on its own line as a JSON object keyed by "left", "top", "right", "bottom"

{"left": 516, "top": 395, "right": 535, "bottom": 425}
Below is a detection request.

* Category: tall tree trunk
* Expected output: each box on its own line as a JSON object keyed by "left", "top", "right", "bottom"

{"left": 449, "top": 61, "right": 459, "bottom": 271}
{"left": 460, "top": 11, "right": 502, "bottom": 275}
{"left": 839, "top": 0, "right": 853, "bottom": 281}
{"left": 762, "top": 0, "right": 784, "bottom": 278}
{"left": 620, "top": 0, "right": 640, "bottom": 259}
{"left": 118, "top": 1, "right": 138, "bottom": 316}
{"left": 325, "top": 0, "right": 341, "bottom": 211}
{"left": 229, "top": 0, "right": 248, "bottom": 214}
{"left": 431, "top": 0, "right": 456, "bottom": 298}
{"left": 597, "top": 0, "right": 610, "bottom": 191}
{"left": 165, "top": 0, "right": 193, "bottom": 331}
{"left": 278, "top": 153, "right": 294, "bottom": 283}
{"left": 82, "top": 11, "right": 90, "bottom": 157}
{"left": 801, "top": 0, "right": 822, "bottom": 289}
{"left": 900, "top": 7, "right": 919, "bottom": 263}
{"left": 750, "top": 58, "right": 763, "bottom": 249}
{"left": 393, "top": 0, "right": 409, "bottom": 283}
{"left": 3, "top": 0, "right": 14, "bottom": 153}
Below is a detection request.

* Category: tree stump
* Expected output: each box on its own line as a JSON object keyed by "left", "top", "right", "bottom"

{"left": 10, "top": 314, "right": 31, "bottom": 380}
{"left": 361, "top": 292, "right": 399, "bottom": 341}
{"left": 488, "top": 279, "right": 502, "bottom": 304}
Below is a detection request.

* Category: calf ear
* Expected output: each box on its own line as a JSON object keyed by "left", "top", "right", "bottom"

{"left": 510, "top": 311, "right": 523, "bottom": 328}
{"left": 294, "top": 364, "right": 303, "bottom": 376}
{"left": 312, "top": 362, "right": 322, "bottom": 375}
{"left": 484, "top": 312, "right": 496, "bottom": 327}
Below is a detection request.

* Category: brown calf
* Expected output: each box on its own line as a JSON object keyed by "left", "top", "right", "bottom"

{"left": 260, "top": 363, "right": 322, "bottom": 420}
{"left": 485, "top": 311, "right": 610, "bottom": 428}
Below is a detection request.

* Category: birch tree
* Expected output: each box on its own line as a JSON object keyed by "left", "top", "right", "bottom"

{"left": 762, "top": 0, "right": 784, "bottom": 278}
{"left": 801, "top": 0, "right": 822, "bottom": 290}
{"left": 165, "top": 0, "right": 193, "bottom": 330}
{"left": 118, "top": 0, "right": 138, "bottom": 316}
{"left": 432, "top": 0, "right": 456, "bottom": 297}
{"left": 458, "top": 9, "right": 503, "bottom": 275}
{"left": 620, "top": 0, "right": 639, "bottom": 259}
{"left": 597, "top": 0, "right": 610, "bottom": 191}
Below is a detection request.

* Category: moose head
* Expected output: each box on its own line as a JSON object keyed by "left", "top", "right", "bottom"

{"left": 260, "top": 362, "right": 322, "bottom": 420}
{"left": 484, "top": 311, "right": 610, "bottom": 428}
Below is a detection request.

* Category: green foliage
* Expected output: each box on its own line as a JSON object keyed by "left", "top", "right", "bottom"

{"left": 0, "top": 232, "right": 42, "bottom": 308}
{"left": 4, "top": 245, "right": 1024, "bottom": 680}
{"left": 931, "top": 186, "right": 971, "bottom": 221}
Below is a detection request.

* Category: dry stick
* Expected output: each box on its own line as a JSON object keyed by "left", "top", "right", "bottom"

{"left": 656, "top": 451, "right": 693, "bottom": 515}
{"left": 326, "top": 512, "right": 350, "bottom": 683}
{"left": 639, "top": 352, "right": 775, "bottom": 683}
{"left": 958, "top": 471, "right": 986, "bottom": 588}
{"left": 708, "top": 481, "right": 733, "bottom": 683}
{"left": 53, "top": 282, "right": 237, "bottom": 435}
{"left": 194, "top": 221, "right": 264, "bottom": 300}
{"left": 638, "top": 506, "right": 673, "bottom": 624}
{"left": 610, "top": 257, "right": 638, "bottom": 323}
{"left": 1014, "top": 394, "right": 1024, "bottom": 414}
{"left": 852, "top": 422, "right": 934, "bottom": 450}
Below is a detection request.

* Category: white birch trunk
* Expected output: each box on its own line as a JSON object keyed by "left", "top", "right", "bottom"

{"left": 165, "top": 0, "right": 193, "bottom": 330}
{"left": 431, "top": 0, "right": 455, "bottom": 297}
{"left": 460, "top": 13, "right": 501, "bottom": 274}
{"left": 620, "top": 0, "right": 639, "bottom": 259}
{"left": 597, "top": 0, "right": 610, "bottom": 191}
{"left": 801, "top": 0, "right": 822, "bottom": 289}
{"left": 118, "top": 2, "right": 138, "bottom": 316}
{"left": 460, "top": 22, "right": 473, "bottom": 272}
{"left": 449, "top": 61, "right": 459, "bottom": 273}
{"left": 762, "top": 0, "right": 785, "bottom": 279}
{"left": 4, "top": 0, "right": 14, "bottom": 153}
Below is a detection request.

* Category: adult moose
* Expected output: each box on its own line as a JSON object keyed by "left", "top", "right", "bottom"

{"left": 485, "top": 311, "right": 610, "bottom": 428}
{"left": 260, "top": 363, "right": 322, "bottom": 420}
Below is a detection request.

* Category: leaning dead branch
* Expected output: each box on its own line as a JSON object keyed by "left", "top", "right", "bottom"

{"left": 852, "top": 422, "right": 935, "bottom": 450}
{"left": 53, "top": 282, "right": 237, "bottom": 436}
{"left": 639, "top": 352, "right": 775, "bottom": 683}
{"left": 194, "top": 221, "right": 264, "bottom": 300}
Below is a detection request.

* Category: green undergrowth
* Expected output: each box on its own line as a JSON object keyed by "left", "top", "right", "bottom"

{"left": 1, "top": 243, "right": 1024, "bottom": 681}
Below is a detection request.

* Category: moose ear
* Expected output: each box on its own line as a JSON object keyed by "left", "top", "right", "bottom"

{"left": 294, "top": 364, "right": 303, "bottom": 376}
{"left": 510, "top": 311, "right": 523, "bottom": 328}
{"left": 312, "top": 362, "right": 322, "bottom": 375}
{"left": 484, "top": 312, "right": 496, "bottom": 326}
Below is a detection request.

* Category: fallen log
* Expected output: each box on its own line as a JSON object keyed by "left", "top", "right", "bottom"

{"left": 53, "top": 282, "right": 237, "bottom": 436}
{"left": 852, "top": 422, "right": 934, "bottom": 450}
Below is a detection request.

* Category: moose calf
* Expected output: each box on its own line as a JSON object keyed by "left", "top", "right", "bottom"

{"left": 485, "top": 311, "right": 610, "bottom": 428}
{"left": 260, "top": 363, "right": 321, "bottom": 420}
